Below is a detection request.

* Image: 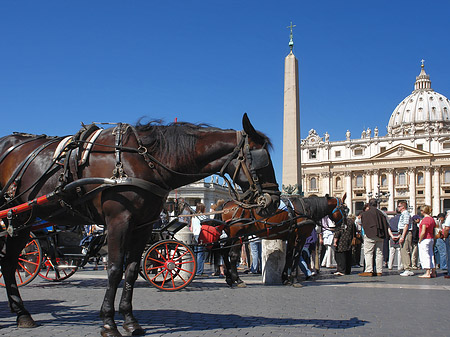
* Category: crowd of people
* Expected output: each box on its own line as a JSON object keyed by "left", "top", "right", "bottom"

{"left": 170, "top": 198, "right": 450, "bottom": 281}
{"left": 310, "top": 199, "right": 450, "bottom": 279}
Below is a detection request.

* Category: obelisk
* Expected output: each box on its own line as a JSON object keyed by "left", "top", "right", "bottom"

{"left": 262, "top": 23, "right": 300, "bottom": 285}
{"left": 282, "top": 22, "right": 301, "bottom": 193}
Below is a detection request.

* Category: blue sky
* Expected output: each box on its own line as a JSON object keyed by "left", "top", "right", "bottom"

{"left": 1, "top": 1, "right": 449, "bottom": 184}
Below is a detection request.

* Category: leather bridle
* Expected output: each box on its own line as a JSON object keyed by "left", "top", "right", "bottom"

{"left": 110, "top": 126, "right": 279, "bottom": 209}
{"left": 219, "top": 131, "right": 279, "bottom": 209}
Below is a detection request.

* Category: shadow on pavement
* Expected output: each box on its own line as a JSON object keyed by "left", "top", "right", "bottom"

{"left": 134, "top": 309, "right": 368, "bottom": 334}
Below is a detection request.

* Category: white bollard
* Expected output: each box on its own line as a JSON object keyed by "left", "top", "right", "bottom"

{"left": 261, "top": 239, "right": 286, "bottom": 284}
{"left": 174, "top": 224, "right": 194, "bottom": 245}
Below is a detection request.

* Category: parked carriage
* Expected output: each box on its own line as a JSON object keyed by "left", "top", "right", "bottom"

{"left": 0, "top": 217, "right": 196, "bottom": 291}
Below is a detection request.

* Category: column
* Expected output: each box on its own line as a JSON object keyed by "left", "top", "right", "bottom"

{"left": 408, "top": 168, "right": 416, "bottom": 213}
{"left": 321, "top": 172, "right": 331, "bottom": 195}
{"left": 344, "top": 172, "right": 353, "bottom": 213}
{"left": 372, "top": 170, "right": 379, "bottom": 192}
{"left": 387, "top": 169, "right": 395, "bottom": 211}
{"left": 424, "top": 167, "right": 432, "bottom": 206}
{"left": 365, "top": 170, "right": 372, "bottom": 202}
{"left": 432, "top": 167, "right": 441, "bottom": 213}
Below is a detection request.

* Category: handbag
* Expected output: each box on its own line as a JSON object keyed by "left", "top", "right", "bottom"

{"left": 434, "top": 227, "right": 443, "bottom": 240}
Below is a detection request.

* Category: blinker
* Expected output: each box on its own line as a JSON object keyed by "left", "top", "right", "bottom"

{"left": 250, "top": 149, "right": 270, "bottom": 170}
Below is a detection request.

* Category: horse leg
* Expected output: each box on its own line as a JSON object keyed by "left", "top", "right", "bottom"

{"left": 282, "top": 238, "right": 295, "bottom": 285}
{"left": 1, "top": 230, "right": 37, "bottom": 328}
{"left": 220, "top": 245, "right": 234, "bottom": 287}
{"left": 100, "top": 216, "right": 129, "bottom": 337}
{"left": 119, "top": 228, "right": 151, "bottom": 336}
{"left": 229, "top": 244, "right": 246, "bottom": 287}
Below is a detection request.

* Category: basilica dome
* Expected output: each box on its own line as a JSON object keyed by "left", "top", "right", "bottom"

{"left": 387, "top": 64, "right": 450, "bottom": 136}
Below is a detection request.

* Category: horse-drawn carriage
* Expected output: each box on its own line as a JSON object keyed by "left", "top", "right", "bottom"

{"left": 0, "top": 114, "right": 281, "bottom": 336}
{"left": 0, "top": 217, "right": 197, "bottom": 291}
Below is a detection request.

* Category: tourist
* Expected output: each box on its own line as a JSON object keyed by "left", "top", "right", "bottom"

{"left": 388, "top": 212, "right": 402, "bottom": 270}
{"left": 333, "top": 215, "right": 355, "bottom": 275}
{"left": 397, "top": 201, "right": 414, "bottom": 276}
{"left": 211, "top": 199, "right": 226, "bottom": 277}
{"left": 417, "top": 205, "right": 436, "bottom": 278}
{"left": 434, "top": 212, "right": 447, "bottom": 270}
{"left": 192, "top": 203, "right": 207, "bottom": 277}
{"left": 298, "top": 228, "right": 317, "bottom": 279}
{"left": 352, "top": 211, "right": 363, "bottom": 267}
{"left": 358, "top": 199, "right": 390, "bottom": 277}
{"left": 320, "top": 215, "right": 336, "bottom": 268}
{"left": 442, "top": 211, "right": 450, "bottom": 279}
{"left": 411, "top": 215, "right": 421, "bottom": 270}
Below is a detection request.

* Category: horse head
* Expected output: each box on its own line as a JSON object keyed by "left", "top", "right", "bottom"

{"left": 221, "top": 113, "right": 280, "bottom": 216}
{"left": 327, "top": 192, "right": 347, "bottom": 226}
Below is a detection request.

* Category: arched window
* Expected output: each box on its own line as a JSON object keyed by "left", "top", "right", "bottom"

{"left": 310, "top": 177, "right": 317, "bottom": 190}
{"left": 336, "top": 177, "right": 342, "bottom": 189}
{"left": 380, "top": 174, "right": 387, "bottom": 187}
{"left": 417, "top": 172, "right": 424, "bottom": 185}
{"left": 356, "top": 174, "right": 363, "bottom": 187}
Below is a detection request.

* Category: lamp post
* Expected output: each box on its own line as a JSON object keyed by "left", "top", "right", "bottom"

{"left": 367, "top": 184, "right": 390, "bottom": 207}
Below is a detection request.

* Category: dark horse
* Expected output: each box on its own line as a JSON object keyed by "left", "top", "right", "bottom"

{"left": 0, "top": 114, "right": 280, "bottom": 336}
{"left": 219, "top": 194, "right": 346, "bottom": 287}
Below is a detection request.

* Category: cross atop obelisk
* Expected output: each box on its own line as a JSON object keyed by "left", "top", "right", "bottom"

{"left": 287, "top": 22, "right": 296, "bottom": 52}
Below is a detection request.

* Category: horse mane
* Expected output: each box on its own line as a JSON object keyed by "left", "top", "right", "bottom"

{"left": 134, "top": 119, "right": 226, "bottom": 168}
{"left": 134, "top": 118, "right": 272, "bottom": 167}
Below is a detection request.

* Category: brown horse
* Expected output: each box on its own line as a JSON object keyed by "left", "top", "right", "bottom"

{"left": 0, "top": 114, "right": 280, "bottom": 336}
{"left": 220, "top": 194, "right": 346, "bottom": 287}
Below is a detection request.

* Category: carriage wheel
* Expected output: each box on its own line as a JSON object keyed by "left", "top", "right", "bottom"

{"left": 141, "top": 239, "right": 196, "bottom": 291}
{"left": 38, "top": 257, "right": 78, "bottom": 281}
{"left": 0, "top": 233, "right": 42, "bottom": 287}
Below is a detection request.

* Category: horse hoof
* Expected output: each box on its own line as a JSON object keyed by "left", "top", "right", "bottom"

{"left": 292, "top": 283, "right": 303, "bottom": 288}
{"left": 236, "top": 282, "right": 247, "bottom": 288}
{"left": 123, "top": 321, "right": 145, "bottom": 336}
{"left": 101, "top": 325, "right": 123, "bottom": 337}
{"left": 17, "top": 314, "right": 37, "bottom": 328}
{"left": 282, "top": 280, "right": 291, "bottom": 286}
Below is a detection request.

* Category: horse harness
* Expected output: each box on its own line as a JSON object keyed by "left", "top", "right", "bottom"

{"left": 0, "top": 122, "right": 278, "bottom": 236}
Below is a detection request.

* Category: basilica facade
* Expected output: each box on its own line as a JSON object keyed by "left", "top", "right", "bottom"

{"left": 301, "top": 64, "right": 450, "bottom": 215}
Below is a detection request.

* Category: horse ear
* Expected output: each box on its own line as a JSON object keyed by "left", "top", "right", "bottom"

{"left": 242, "top": 113, "right": 265, "bottom": 144}
{"left": 342, "top": 192, "right": 347, "bottom": 202}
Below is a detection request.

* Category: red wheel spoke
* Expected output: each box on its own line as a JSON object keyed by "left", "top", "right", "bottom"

{"left": 160, "top": 269, "right": 169, "bottom": 287}
{"left": 17, "top": 262, "right": 33, "bottom": 276}
{"left": 150, "top": 268, "right": 166, "bottom": 280}
{"left": 172, "top": 250, "right": 190, "bottom": 262}
{"left": 155, "top": 248, "right": 168, "bottom": 262}
{"left": 16, "top": 269, "right": 24, "bottom": 283}
{"left": 18, "top": 257, "right": 39, "bottom": 267}
{"left": 176, "top": 267, "right": 195, "bottom": 275}
{"left": 170, "top": 243, "right": 180, "bottom": 260}
{"left": 147, "top": 257, "right": 165, "bottom": 265}
{"left": 145, "top": 265, "right": 165, "bottom": 272}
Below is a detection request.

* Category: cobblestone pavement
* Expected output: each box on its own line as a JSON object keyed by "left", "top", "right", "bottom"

{"left": 1, "top": 264, "right": 449, "bottom": 336}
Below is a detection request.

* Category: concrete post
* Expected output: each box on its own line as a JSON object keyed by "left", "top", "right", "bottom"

{"left": 261, "top": 239, "right": 286, "bottom": 284}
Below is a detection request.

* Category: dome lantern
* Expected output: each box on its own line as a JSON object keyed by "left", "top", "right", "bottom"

{"left": 414, "top": 60, "right": 432, "bottom": 91}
